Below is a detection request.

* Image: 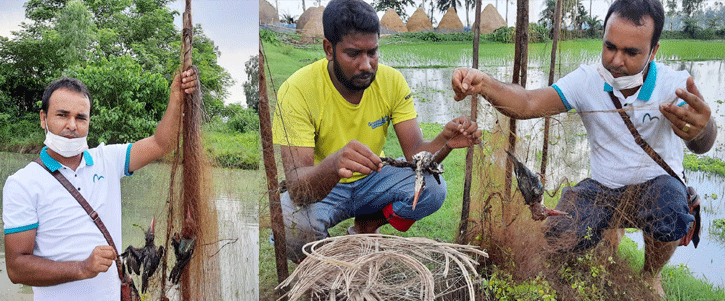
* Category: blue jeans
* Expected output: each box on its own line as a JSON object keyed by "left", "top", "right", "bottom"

{"left": 544, "top": 175, "right": 694, "bottom": 252}
{"left": 279, "top": 165, "right": 447, "bottom": 262}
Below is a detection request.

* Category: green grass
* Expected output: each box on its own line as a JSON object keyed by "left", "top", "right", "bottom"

{"left": 203, "top": 131, "right": 260, "bottom": 169}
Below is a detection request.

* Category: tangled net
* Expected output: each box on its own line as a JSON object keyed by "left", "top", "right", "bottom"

{"left": 277, "top": 234, "right": 488, "bottom": 300}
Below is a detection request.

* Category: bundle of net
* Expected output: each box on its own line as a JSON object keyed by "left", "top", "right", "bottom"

{"left": 277, "top": 234, "right": 489, "bottom": 300}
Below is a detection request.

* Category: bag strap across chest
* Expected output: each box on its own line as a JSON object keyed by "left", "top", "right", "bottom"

{"left": 34, "top": 157, "right": 125, "bottom": 280}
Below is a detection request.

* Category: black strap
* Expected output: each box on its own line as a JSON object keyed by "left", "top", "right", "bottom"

{"left": 608, "top": 92, "right": 684, "bottom": 184}
{"left": 34, "top": 158, "right": 125, "bottom": 281}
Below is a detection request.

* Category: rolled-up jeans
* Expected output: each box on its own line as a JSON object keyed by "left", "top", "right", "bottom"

{"left": 278, "top": 164, "right": 447, "bottom": 262}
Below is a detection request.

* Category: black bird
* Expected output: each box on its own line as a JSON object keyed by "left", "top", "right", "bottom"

{"left": 121, "top": 216, "right": 164, "bottom": 293}
{"left": 169, "top": 209, "right": 196, "bottom": 284}
{"left": 506, "top": 150, "right": 568, "bottom": 221}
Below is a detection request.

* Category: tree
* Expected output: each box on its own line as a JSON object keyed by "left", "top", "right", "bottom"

{"left": 0, "top": 0, "right": 233, "bottom": 123}
{"left": 65, "top": 55, "right": 170, "bottom": 146}
{"left": 682, "top": 0, "right": 705, "bottom": 18}
{"left": 281, "top": 13, "right": 297, "bottom": 24}
{"left": 436, "top": 0, "right": 462, "bottom": 15}
{"left": 373, "top": 0, "right": 415, "bottom": 20}
{"left": 243, "top": 55, "right": 259, "bottom": 113}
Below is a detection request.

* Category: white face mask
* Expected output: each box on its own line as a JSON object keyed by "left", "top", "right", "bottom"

{"left": 597, "top": 52, "right": 652, "bottom": 91}
{"left": 44, "top": 120, "right": 88, "bottom": 158}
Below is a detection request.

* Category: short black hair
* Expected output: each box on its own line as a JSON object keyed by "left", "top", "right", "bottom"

{"left": 41, "top": 78, "right": 93, "bottom": 115}
{"left": 603, "top": 0, "right": 664, "bottom": 51}
{"left": 323, "top": 0, "right": 380, "bottom": 46}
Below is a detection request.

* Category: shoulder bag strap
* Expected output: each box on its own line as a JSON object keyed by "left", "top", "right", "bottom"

{"left": 33, "top": 158, "right": 125, "bottom": 280}
{"left": 608, "top": 92, "right": 684, "bottom": 184}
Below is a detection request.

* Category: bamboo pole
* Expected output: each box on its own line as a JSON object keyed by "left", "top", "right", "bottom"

{"left": 457, "top": 0, "right": 483, "bottom": 244}
{"left": 180, "top": 1, "right": 196, "bottom": 299}
{"left": 505, "top": 0, "right": 528, "bottom": 200}
{"left": 259, "top": 43, "right": 290, "bottom": 298}
{"left": 540, "top": 0, "right": 564, "bottom": 181}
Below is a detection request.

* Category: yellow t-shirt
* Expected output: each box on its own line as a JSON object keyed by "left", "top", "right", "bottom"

{"left": 272, "top": 58, "right": 417, "bottom": 183}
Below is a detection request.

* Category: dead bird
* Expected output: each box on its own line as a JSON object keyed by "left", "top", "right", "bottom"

{"left": 121, "top": 216, "right": 164, "bottom": 293}
{"left": 169, "top": 209, "right": 196, "bottom": 284}
{"left": 505, "top": 150, "right": 568, "bottom": 221}
{"left": 381, "top": 150, "right": 444, "bottom": 210}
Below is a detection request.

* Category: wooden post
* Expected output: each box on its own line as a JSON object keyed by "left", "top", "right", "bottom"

{"left": 259, "top": 44, "right": 290, "bottom": 298}
{"left": 540, "top": 0, "right": 564, "bottom": 180}
{"left": 457, "top": 0, "right": 482, "bottom": 244}
{"left": 180, "top": 1, "right": 197, "bottom": 299}
{"left": 505, "top": 0, "right": 528, "bottom": 200}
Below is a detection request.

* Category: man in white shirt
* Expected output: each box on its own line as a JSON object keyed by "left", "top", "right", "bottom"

{"left": 451, "top": 0, "right": 716, "bottom": 296}
{"left": 3, "top": 69, "right": 197, "bottom": 300}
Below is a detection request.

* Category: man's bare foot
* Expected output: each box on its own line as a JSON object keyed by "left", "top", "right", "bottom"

{"left": 642, "top": 273, "right": 665, "bottom": 298}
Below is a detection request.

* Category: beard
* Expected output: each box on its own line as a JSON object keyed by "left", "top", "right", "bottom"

{"left": 332, "top": 55, "right": 376, "bottom": 91}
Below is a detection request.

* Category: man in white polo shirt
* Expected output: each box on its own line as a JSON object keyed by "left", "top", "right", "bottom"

{"left": 451, "top": 0, "right": 716, "bottom": 297}
{"left": 2, "top": 69, "right": 196, "bottom": 300}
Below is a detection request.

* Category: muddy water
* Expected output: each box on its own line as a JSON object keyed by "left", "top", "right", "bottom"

{"left": 391, "top": 58, "right": 725, "bottom": 287}
{"left": 0, "top": 153, "right": 260, "bottom": 299}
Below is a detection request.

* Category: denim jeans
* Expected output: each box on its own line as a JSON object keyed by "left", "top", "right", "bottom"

{"left": 278, "top": 164, "right": 447, "bottom": 262}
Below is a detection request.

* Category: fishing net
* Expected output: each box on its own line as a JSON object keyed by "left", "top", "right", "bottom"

{"left": 462, "top": 105, "right": 665, "bottom": 300}
{"left": 277, "top": 234, "right": 488, "bottom": 300}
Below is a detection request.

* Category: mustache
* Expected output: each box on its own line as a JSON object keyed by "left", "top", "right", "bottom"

{"left": 351, "top": 72, "right": 375, "bottom": 80}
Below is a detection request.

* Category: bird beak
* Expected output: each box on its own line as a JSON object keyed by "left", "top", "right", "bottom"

{"left": 413, "top": 188, "right": 421, "bottom": 210}
{"left": 149, "top": 216, "right": 156, "bottom": 233}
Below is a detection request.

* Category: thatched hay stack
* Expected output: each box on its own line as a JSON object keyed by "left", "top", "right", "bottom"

{"left": 259, "top": 0, "right": 278, "bottom": 24}
{"left": 437, "top": 7, "right": 464, "bottom": 33}
{"left": 301, "top": 13, "right": 324, "bottom": 42}
{"left": 297, "top": 6, "right": 325, "bottom": 31}
{"left": 480, "top": 4, "right": 507, "bottom": 34}
{"left": 406, "top": 8, "right": 433, "bottom": 32}
{"left": 380, "top": 8, "right": 407, "bottom": 33}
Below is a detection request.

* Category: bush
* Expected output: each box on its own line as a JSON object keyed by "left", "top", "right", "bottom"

{"left": 227, "top": 108, "right": 260, "bottom": 134}
{"left": 529, "top": 23, "right": 551, "bottom": 43}
{"left": 490, "top": 26, "right": 515, "bottom": 43}
{"left": 260, "top": 29, "right": 279, "bottom": 45}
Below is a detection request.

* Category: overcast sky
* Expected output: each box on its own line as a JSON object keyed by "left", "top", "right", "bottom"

{"left": 0, "top": 0, "right": 258, "bottom": 106}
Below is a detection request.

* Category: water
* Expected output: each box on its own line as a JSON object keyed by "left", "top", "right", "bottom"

{"left": 0, "top": 153, "right": 260, "bottom": 300}
{"left": 391, "top": 57, "right": 725, "bottom": 288}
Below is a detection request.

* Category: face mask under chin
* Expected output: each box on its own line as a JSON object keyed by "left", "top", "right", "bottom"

{"left": 44, "top": 121, "right": 88, "bottom": 158}
{"left": 598, "top": 52, "right": 652, "bottom": 91}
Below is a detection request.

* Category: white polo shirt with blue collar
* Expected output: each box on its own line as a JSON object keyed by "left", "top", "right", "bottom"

{"left": 552, "top": 61, "right": 690, "bottom": 189}
{"left": 3, "top": 143, "right": 133, "bottom": 301}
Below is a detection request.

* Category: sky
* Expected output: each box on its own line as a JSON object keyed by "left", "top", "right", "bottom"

{"left": 0, "top": 0, "right": 258, "bottom": 106}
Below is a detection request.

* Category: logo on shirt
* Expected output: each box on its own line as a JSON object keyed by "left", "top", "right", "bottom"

{"left": 642, "top": 113, "right": 660, "bottom": 123}
{"left": 93, "top": 174, "right": 105, "bottom": 183}
{"left": 368, "top": 115, "right": 390, "bottom": 130}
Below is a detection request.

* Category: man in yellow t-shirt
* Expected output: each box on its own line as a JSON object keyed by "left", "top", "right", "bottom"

{"left": 272, "top": 0, "right": 481, "bottom": 262}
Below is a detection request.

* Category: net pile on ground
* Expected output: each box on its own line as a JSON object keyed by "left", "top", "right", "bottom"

{"left": 277, "top": 234, "right": 488, "bottom": 300}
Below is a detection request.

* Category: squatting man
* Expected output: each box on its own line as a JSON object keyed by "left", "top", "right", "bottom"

{"left": 451, "top": 0, "right": 716, "bottom": 297}
{"left": 272, "top": 0, "right": 482, "bottom": 263}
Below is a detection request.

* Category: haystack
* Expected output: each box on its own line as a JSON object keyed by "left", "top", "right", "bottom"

{"left": 480, "top": 4, "right": 507, "bottom": 34}
{"left": 437, "top": 7, "right": 464, "bottom": 33}
{"left": 380, "top": 8, "right": 407, "bottom": 33}
{"left": 301, "top": 13, "right": 324, "bottom": 42}
{"left": 406, "top": 8, "right": 433, "bottom": 32}
{"left": 297, "top": 6, "right": 325, "bottom": 31}
{"left": 259, "top": 0, "right": 278, "bottom": 24}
